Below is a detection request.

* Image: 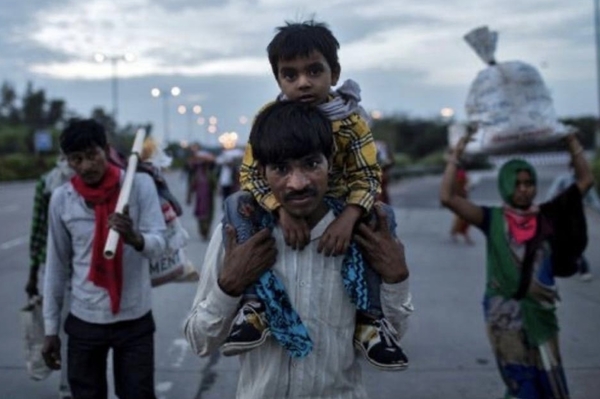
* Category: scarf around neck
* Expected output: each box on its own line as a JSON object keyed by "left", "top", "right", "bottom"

{"left": 71, "top": 163, "right": 124, "bottom": 314}
{"left": 242, "top": 196, "right": 369, "bottom": 358}
{"left": 503, "top": 205, "right": 539, "bottom": 244}
{"left": 278, "top": 79, "right": 371, "bottom": 123}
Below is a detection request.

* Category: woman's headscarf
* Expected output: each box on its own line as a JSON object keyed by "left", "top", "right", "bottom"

{"left": 497, "top": 159, "right": 538, "bottom": 244}
{"left": 497, "top": 159, "right": 537, "bottom": 206}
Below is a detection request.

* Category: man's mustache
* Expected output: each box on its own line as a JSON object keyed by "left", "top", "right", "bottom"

{"left": 284, "top": 188, "right": 317, "bottom": 201}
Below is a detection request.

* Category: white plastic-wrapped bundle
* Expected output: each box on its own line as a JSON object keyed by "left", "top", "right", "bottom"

{"left": 464, "top": 26, "right": 568, "bottom": 154}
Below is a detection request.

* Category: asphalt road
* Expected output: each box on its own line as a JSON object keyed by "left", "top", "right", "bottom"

{"left": 0, "top": 163, "right": 599, "bottom": 399}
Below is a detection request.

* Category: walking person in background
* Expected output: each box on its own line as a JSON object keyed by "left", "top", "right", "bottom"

{"left": 186, "top": 144, "right": 217, "bottom": 241}
{"left": 545, "top": 160, "right": 600, "bottom": 281}
{"left": 440, "top": 131, "right": 594, "bottom": 399}
{"left": 26, "top": 158, "right": 74, "bottom": 399}
{"left": 42, "top": 119, "right": 166, "bottom": 399}
{"left": 216, "top": 149, "right": 241, "bottom": 200}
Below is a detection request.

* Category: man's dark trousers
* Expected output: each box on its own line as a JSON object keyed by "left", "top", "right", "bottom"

{"left": 64, "top": 311, "right": 156, "bottom": 399}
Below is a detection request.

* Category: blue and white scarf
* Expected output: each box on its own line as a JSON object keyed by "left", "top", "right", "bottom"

{"left": 240, "top": 196, "right": 369, "bottom": 358}
{"left": 278, "top": 79, "right": 371, "bottom": 124}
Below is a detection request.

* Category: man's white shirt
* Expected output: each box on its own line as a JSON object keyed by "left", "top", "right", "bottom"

{"left": 43, "top": 172, "right": 167, "bottom": 334}
{"left": 185, "top": 211, "right": 413, "bottom": 399}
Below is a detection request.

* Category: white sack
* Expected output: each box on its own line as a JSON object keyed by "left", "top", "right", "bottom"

{"left": 21, "top": 296, "right": 52, "bottom": 381}
{"left": 150, "top": 200, "right": 190, "bottom": 286}
{"left": 464, "top": 26, "right": 568, "bottom": 154}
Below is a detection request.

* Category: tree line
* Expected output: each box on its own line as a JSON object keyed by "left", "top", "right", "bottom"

{"left": 0, "top": 80, "right": 154, "bottom": 180}
{"left": 0, "top": 80, "right": 151, "bottom": 155}
{"left": 0, "top": 79, "right": 598, "bottom": 181}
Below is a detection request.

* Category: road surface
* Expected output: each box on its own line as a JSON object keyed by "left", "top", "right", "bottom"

{"left": 0, "top": 164, "right": 598, "bottom": 399}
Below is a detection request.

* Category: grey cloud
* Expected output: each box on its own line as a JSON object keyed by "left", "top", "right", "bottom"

{"left": 143, "top": 47, "right": 231, "bottom": 67}
{"left": 148, "top": 0, "right": 230, "bottom": 12}
{"left": 497, "top": 0, "right": 581, "bottom": 15}
{"left": 0, "top": 0, "right": 595, "bottom": 138}
{"left": 0, "top": 45, "right": 71, "bottom": 68}
{"left": 0, "top": 0, "right": 69, "bottom": 21}
{"left": 143, "top": 35, "right": 268, "bottom": 67}
{"left": 0, "top": 0, "right": 74, "bottom": 77}
{"left": 332, "top": 13, "right": 442, "bottom": 44}
{"left": 1, "top": 0, "right": 69, "bottom": 47}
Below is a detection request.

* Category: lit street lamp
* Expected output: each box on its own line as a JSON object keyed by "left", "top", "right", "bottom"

{"left": 370, "top": 110, "right": 383, "bottom": 120}
{"left": 218, "top": 131, "right": 239, "bottom": 149}
{"left": 94, "top": 53, "right": 136, "bottom": 125}
{"left": 151, "top": 86, "right": 181, "bottom": 144}
{"left": 440, "top": 107, "right": 455, "bottom": 119}
{"left": 177, "top": 104, "right": 203, "bottom": 141}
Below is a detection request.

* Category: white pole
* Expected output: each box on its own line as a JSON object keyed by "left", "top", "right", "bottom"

{"left": 103, "top": 128, "right": 146, "bottom": 259}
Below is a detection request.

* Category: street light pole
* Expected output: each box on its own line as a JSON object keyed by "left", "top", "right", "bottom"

{"left": 164, "top": 96, "right": 170, "bottom": 143}
{"left": 178, "top": 104, "right": 203, "bottom": 142}
{"left": 111, "top": 58, "right": 118, "bottom": 123}
{"left": 95, "top": 53, "right": 135, "bottom": 127}
{"left": 151, "top": 86, "right": 181, "bottom": 144}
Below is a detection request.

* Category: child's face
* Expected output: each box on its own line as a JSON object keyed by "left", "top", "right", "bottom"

{"left": 276, "top": 50, "right": 340, "bottom": 105}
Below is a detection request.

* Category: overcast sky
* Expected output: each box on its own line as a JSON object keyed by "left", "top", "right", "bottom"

{"left": 1, "top": 0, "right": 597, "bottom": 146}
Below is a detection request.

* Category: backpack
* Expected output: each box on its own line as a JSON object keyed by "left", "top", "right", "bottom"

{"left": 109, "top": 147, "right": 183, "bottom": 216}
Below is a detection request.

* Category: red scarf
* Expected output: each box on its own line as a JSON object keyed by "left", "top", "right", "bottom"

{"left": 503, "top": 205, "right": 538, "bottom": 245}
{"left": 71, "top": 164, "right": 123, "bottom": 314}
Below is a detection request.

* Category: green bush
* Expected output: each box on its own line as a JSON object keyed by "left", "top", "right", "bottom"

{"left": 393, "top": 153, "right": 412, "bottom": 168}
{"left": 0, "top": 154, "right": 58, "bottom": 181}
{"left": 171, "top": 156, "right": 186, "bottom": 170}
{"left": 0, "top": 126, "right": 31, "bottom": 154}
{"left": 416, "top": 151, "right": 446, "bottom": 167}
{"left": 0, "top": 125, "right": 63, "bottom": 155}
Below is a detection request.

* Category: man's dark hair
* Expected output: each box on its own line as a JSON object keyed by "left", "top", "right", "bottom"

{"left": 250, "top": 101, "right": 333, "bottom": 165}
{"left": 60, "top": 119, "right": 107, "bottom": 154}
{"left": 267, "top": 19, "right": 340, "bottom": 79}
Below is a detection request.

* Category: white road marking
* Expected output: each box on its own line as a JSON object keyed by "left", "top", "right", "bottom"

{"left": 156, "top": 381, "right": 173, "bottom": 392}
{"left": 0, "top": 235, "right": 28, "bottom": 251}
{"left": 170, "top": 338, "right": 189, "bottom": 368}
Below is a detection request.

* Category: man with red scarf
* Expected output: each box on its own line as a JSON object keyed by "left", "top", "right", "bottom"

{"left": 439, "top": 131, "right": 594, "bottom": 399}
{"left": 42, "top": 119, "right": 167, "bottom": 399}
